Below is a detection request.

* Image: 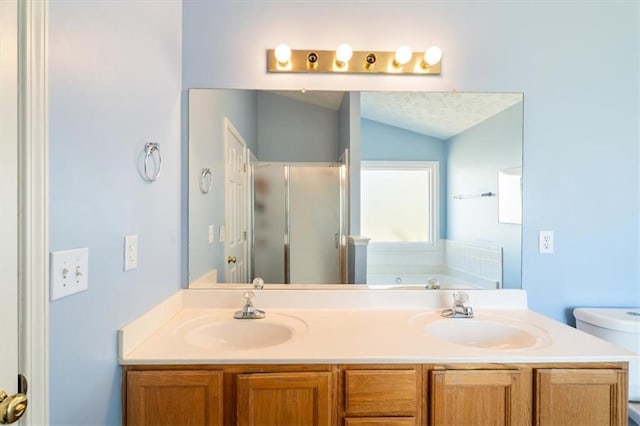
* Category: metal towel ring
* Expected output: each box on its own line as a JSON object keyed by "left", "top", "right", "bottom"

{"left": 200, "top": 168, "right": 213, "bottom": 194}
{"left": 143, "top": 142, "right": 162, "bottom": 182}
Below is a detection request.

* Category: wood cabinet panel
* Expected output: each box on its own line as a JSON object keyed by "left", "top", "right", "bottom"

{"left": 123, "top": 362, "right": 627, "bottom": 426}
{"left": 535, "top": 368, "right": 627, "bottom": 426}
{"left": 344, "top": 417, "right": 416, "bottom": 426}
{"left": 236, "top": 371, "right": 335, "bottom": 426}
{"left": 430, "top": 369, "right": 531, "bottom": 426}
{"left": 126, "top": 370, "right": 223, "bottom": 426}
{"left": 344, "top": 369, "right": 418, "bottom": 417}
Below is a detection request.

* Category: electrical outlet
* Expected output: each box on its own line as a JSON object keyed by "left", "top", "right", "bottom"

{"left": 124, "top": 235, "right": 138, "bottom": 271}
{"left": 539, "top": 230, "right": 554, "bottom": 254}
{"left": 50, "top": 247, "right": 89, "bottom": 300}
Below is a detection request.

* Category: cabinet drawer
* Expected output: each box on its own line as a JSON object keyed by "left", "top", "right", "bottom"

{"left": 344, "top": 369, "right": 418, "bottom": 416}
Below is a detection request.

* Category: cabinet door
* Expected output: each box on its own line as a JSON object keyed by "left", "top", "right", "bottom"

{"left": 430, "top": 369, "right": 531, "bottom": 426}
{"left": 236, "top": 371, "right": 334, "bottom": 426}
{"left": 535, "top": 368, "right": 627, "bottom": 426}
{"left": 126, "top": 370, "right": 223, "bottom": 426}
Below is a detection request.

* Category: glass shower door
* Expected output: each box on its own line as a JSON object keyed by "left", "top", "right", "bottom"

{"left": 288, "top": 165, "right": 341, "bottom": 284}
{"left": 252, "top": 163, "right": 342, "bottom": 284}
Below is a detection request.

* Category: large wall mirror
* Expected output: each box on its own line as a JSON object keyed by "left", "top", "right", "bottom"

{"left": 188, "top": 89, "right": 523, "bottom": 290}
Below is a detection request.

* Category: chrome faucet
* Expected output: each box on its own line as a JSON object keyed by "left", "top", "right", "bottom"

{"left": 233, "top": 290, "right": 266, "bottom": 319}
{"left": 441, "top": 291, "right": 474, "bottom": 318}
{"left": 425, "top": 277, "right": 441, "bottom": 290}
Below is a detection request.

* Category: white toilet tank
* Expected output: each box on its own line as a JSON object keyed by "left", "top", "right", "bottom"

{"left": 574, "top": 308, "right": 640, "bottom": 401}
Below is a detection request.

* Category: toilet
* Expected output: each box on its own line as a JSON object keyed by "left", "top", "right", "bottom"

{"left": 574, "top": 307, "right": 640, "bottom": 425}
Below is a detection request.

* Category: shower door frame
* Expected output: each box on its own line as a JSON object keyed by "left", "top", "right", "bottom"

{"left": 251, "top": 161, "right": 347, "bottom": 284}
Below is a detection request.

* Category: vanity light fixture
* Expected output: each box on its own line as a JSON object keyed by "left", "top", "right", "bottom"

{"left": 422, "top": 46, "right": 443, "bottom": 69}
{"left": 393, "top": 45, "right": 413, "bottom": 67}
{"left": 335, "top": 43, "right": 353, "bottom": 68}
{"left": 267, "top": 44, "right": 442, "bottom": 75}
{"left": 274, "top": 43, "right": 292, "bottom": 68}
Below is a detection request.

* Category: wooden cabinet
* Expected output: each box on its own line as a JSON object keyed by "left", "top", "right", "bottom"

{"left": 340, "top": 365, "right": 422, "bottom": 425}
{"left": 123, "top": 363, "right": 627, "bottom": 426}
{"left": 126, "top": 370, "right": 223, "bottom": 426}
{"left": 236, "top": 371, "right": 334, "bottom": 426}
{"left": 535, "top": 368, "right": 627, "bottom": 426}
{"left": 344, "top": 418, "right": 416, "bottom": 426}
{"left": 429, "top": 368, "right": 531, "bottom": 426}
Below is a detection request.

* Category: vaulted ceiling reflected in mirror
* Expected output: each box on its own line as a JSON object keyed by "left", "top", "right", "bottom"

{"left": 188, "top": 89, "right": 523, "bottom": 290}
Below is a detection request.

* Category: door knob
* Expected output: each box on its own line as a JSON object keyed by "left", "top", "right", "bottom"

{"left": 0, "top": 390, "right": 28, "bottom": 424}
{"left": 227, "top": 256, "right": 237, "bottom": 264}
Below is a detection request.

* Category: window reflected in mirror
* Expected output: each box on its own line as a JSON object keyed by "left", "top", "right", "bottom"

{"left": 498, "top": 167, "right": 522, "bottom": 225}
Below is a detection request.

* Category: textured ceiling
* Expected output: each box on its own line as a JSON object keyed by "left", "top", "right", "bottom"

{"left": 266, "top": 90, "right": 523, "bottom": 140}
{"left": 361, "top": 91, "right": 523, "bottom": 140}
{"left": 268, "top": 90, "right": 346, "bottom": 111}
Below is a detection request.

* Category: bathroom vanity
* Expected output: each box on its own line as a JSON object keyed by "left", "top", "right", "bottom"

{"left": 119, "top": 288, "right": 632, "bottom": 425}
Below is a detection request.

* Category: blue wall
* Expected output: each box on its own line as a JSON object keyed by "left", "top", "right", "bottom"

{"left": 46, "top": 1, "right": 638, "bottom": 424}
{"left": 361, "top": 118, "right": 448, "bottom": 239}
{"left": 187, "top": 89, "right": 257, "bottom": 284}
{"left": 183, "top": 1, "right": 639, "bottom": 323}
{"left": 257, "top": 92, "right": 338, "bottom": 161}
{"left": 49, "top": 1, "right": 182, "bottom": 424}
{"left": 447, "top": 103, "right": 523, "bottom": 288}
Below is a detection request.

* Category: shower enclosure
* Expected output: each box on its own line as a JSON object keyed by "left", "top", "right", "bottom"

{"left": 252, "top": 161, "right": 347, "bottom": 284}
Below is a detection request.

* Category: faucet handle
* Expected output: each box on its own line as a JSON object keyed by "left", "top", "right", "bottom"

{"left": 242, "top": 291, "right": 255, "bottom": 306}
{"left": 453, "top": 291, "right": 469, "bottom": 305}
{"left": 252, "top": 277, "right": 264, "bottom": 289}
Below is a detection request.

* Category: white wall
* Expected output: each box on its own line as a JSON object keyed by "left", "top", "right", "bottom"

{"left": 49, "top": 1, "right": 182, "bottom": 424}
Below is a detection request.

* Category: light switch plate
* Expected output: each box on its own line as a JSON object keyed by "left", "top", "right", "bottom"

{"left": 208, "top": 225, "right": 215, "bottom": 244}
{"left": 50, "top": 247, "right": 89, "bottom": 301}
{"left": 124, "top": 235, "right": 138, "bottom": 271}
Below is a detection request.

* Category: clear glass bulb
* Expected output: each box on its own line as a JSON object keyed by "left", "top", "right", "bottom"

{"left": 424, "top": 46, "right": 442, "bottom": 66}
{"left": 274, "top": 44, "right": 291, "bottom": 64}
{"left": 335, "top": 43, "right": 353, "bottom": 65}
{"left": 394, "top": 46, "right": 413, "bottom": 65}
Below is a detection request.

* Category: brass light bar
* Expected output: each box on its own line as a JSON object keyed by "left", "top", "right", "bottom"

{"left": 267, "top": 47, "right": 442, "bottom": 75}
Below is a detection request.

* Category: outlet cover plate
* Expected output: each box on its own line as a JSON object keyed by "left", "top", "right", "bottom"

{"left": 50, "top": 247, "right": 89, "bottom": 300}
{"left": 539, "top": 230, "right": 554, "bottom": 254}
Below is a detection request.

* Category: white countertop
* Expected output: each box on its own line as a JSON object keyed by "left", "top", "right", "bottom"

{"left": 119, "top": 288, "right": 634, "bottom": 365}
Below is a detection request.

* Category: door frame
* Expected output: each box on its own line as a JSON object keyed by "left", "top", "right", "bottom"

{"left": 1, "top": 0, "right": 20, "bottom": 399}
{"left": 17, "top": 1, "right": 49, "bottom": 424}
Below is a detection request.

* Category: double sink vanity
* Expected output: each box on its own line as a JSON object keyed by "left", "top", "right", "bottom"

{"left": 119, "top": 287, "right": 632, "bottom": 425}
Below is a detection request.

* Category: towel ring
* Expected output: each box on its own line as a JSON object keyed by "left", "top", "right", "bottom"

{"left": 143, "top": 142, "right": 162, "bottom": 182}
{"left": 200, "top": 168, "right": 213, "bottom": 194}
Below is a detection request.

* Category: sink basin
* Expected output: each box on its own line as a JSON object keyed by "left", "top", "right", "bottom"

{"left": 176, "top": 312, "right": 308, "bottom": 351}
{"left": 411, "top": 313, "right": 552, "bottom": 350}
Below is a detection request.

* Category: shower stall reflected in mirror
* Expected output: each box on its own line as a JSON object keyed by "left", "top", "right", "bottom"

{"left": 251, "top": 160, "right": 347, "bottom": 284}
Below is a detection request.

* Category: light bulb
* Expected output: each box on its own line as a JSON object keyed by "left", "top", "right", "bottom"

{"left": 335, "top": 43, "right": 353, "bottom": 66}
{"left": 394, "top": 45, "right": 413, "bottom": 66}
{"left": 424, "top": 46, "right": 442, "bottom": 66}
{"left": 274, "top": 43, "right": 291, "bottom": 65}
